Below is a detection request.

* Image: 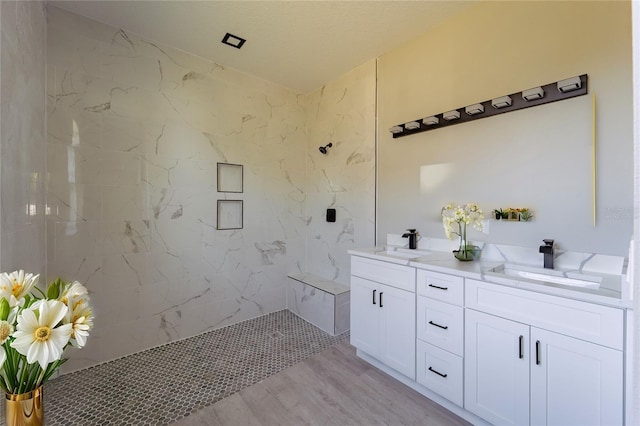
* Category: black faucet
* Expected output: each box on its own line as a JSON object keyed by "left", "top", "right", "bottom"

{"left": 402, "top": 229, "right": 418, "bottom": 249}
{"left": 539, "top": 239, "right": 554, "bottom": 269}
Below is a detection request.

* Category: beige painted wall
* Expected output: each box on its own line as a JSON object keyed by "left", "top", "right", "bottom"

{"left": 377, "top": 1, "right": 633, "bottom": 255}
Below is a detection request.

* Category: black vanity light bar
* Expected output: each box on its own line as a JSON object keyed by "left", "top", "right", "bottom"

{"left": 390, "top": 74, "right": 588, "bottom": 138}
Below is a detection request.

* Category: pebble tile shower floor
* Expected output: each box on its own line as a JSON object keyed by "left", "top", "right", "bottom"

{"left": 38, "top": 310, "right": 349, "bottom": 425}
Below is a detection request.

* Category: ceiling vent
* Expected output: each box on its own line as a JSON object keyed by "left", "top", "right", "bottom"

{"left": 221, "top": 33, "right": 246, "bottom": 49}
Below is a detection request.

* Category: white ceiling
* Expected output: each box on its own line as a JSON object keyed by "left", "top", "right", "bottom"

{"left": 50, "top": 0, "right": 475, "bottom": 93}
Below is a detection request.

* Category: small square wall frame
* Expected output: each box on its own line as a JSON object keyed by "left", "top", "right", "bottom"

{"left": 217, "top": 200, "right": 243, "bottom": 230}
{"left": 217, "top": 163, "right": 243, "bottom": 193}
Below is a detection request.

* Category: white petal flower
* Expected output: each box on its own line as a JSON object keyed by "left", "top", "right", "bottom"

{"left": 0, "top": 346, "right": 5, "bottom": 370}
{"left": 0, "top": 320, "right": 13, "bottom": 344}
{"left": 60, "top": 281, "right": 89, "bottom": 305}
{"left": 10, "top": 300, "right": 72, "bottom": 369}
{"left": 58, "top": 281, "right": 94, "bottom": 349}
{"left": 0, "top": 270, "right": 39, "bottom": 308}
{"left": 64, "top": 297, "right": 94, "bottom": 349}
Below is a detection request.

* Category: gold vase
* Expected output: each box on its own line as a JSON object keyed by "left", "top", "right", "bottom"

{"left": 5, "top": 387, "right": 43, "bottom": 426}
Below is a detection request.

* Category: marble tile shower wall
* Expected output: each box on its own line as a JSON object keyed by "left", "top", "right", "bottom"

{"left": 46, "top": 7, "right": 309, "bottom": 371}
{"left": 302, "top": 62, "right": 376, "bottom": 285}
{"left": 0, "top": 1, "right": 47, "bottom": 276}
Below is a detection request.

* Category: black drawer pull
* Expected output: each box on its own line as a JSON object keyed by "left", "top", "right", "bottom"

{"left": 536, "top": 340, "right": 541, "bottom": 365}
{"left": 379, "top": 292, "right": 383, "bottom": 308}
{"left": 519, "top": 335, "right": 524, "bottom": 359}
{"left": 428, "top": 320, "right": 449, "bottom": 330}
{"left": 428, "top": 366, "right": 447, "bottom": 378}
{"left": 372, "top": 289, "right": 376, "bottom": 305}
{"left": 428, "top": 284, "right": 448, "bottom": 291}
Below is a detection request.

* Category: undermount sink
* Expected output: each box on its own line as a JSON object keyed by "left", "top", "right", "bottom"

{"left": 376, "top": 248, "right": 430, "bottom": 259}
{"left": 490, "top": 264, "right": 602, "bottom": 289}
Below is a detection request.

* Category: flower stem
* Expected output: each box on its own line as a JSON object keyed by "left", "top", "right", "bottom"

{"left": 462, "top": 222, "right": 467, "bottom": 253}
{"left": 33, "top": 367, "right": 46, "bottom": 389}
{"left": 17, "top": 355, "right": 30, "bottom": 394}
{"left": 458, "top": 221, "right": 468, "bottom": 255}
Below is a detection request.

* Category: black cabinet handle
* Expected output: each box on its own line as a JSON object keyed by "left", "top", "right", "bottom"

{"left": 428, "top": 320, "right": 449, "bottom": 330}
{"left": 519, "top": 335, "right": 524, "bottom": 359}
{"left": 372, "top": 289, "right": 376, "bottom": 305}
{"left": 536, "top": 340, "right": 541, "bottom": 365}
{"left": 428, "top": 284, "right": 448, "bottom": 291}
{"left": 428, "top": 366, "right": 448, "bottom": 378}
{"left": 379, "top": 292, "right": 383, "bottom": 308}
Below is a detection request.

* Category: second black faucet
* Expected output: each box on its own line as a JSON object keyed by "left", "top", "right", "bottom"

{"left": 539, "top": 239, "right": 555, "bottom": 269}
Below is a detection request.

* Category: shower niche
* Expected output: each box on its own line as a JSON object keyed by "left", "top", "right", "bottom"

{"left": 217, "top": 163, "right": 243, "bottom": 193}
{"left": 217, "top": 163, "right": 244, "bottom": 230}
{"left": 217, "top": 200, "right": 243, "bottom": 230}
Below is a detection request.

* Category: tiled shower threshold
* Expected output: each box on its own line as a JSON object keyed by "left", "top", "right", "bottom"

{"left": 35, "top": 310, "right": 348, "bottom": 425}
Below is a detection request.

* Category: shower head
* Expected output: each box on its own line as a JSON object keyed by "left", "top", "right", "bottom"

{"left": 319, "top": 142, "right": 333, "bottom": 155}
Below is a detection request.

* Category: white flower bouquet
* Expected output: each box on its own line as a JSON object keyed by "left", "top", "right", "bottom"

{"left": 0, "top": 270, "right": 94, "bottom": 395}
{"left": 441, "top": 203, "right": 484, "bottom": 260}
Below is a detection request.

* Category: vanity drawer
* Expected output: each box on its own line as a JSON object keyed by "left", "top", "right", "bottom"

{"left": 417, "top": 296, "right": 464, "bottom": 356}
{"left": 466, "top": 279, "right": 624, "bottom": 349}
{"left": 417, "top": 270, "right": 464, "bottom": 306}
{"left": 351, "top": 256, "right": 415, "bottom": 292}
{"left": 416, "top": 340, "right": 463, "bottom": 407}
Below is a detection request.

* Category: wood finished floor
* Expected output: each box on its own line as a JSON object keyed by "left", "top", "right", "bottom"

{"left": 170, "top": 342, "right": 471, "bottom": 426}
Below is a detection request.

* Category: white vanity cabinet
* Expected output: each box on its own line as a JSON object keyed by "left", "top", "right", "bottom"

{"left": 348, "top": 249, "right": 628, "bottom": 426}
{"left": 465, "top": 279, "right": 624, "bottom": 426}
{"left": 415, "top": 270, "right": 464, "bottom": 407}
{"left": 350, "top": 256, "right": 416, "bottom": 379}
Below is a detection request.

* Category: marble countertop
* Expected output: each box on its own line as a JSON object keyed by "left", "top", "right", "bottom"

{"left": 348, "top": 247, "right": 631, "bottom": 309}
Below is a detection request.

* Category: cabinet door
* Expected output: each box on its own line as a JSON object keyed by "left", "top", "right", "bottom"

{"left": 379, "top": 283, "right": 416, "bottom": 379}
{"left": 465, "top": 309, "right": 530, "bottom": 426}
{"left": 350, "top": 276, "right": 380, "bottom": 357}
{"left": 530, "top": 328, "right": 623, "bottom": 426}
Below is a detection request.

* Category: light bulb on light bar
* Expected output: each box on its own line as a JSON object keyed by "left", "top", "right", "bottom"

{"left": 389, "top": 125, "right": 403, "bottom": 134}
{"left": 491, "top": 95, "right": 512, "bottom": 109}
{"left": 557, "top": 76, "right": 581, "bottom": 93}
{"left": 404, "top": 121, "right": 420, "bottom": 130}
{"left": 465, "top": 103, "right": 484, "bottom": 115}
{"left": 522, "top": 87, "right": 544, "bottom": 101}
{"left": 423, "top": 116, "right": 439, "bottom": 126}
{"left": 443, "top": 110, "right": 461, "bottom": 121}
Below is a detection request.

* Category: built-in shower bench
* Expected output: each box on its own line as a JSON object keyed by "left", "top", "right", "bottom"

{"left": 286, "top": 273, "right": 350, "bottom": 336}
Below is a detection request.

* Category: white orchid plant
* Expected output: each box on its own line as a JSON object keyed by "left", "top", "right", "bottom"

{"left": 441, "top": 203, "right": 484, "bottom": 255}
{"left": 0, "top": 270, "right": 94, "bottom": 395}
